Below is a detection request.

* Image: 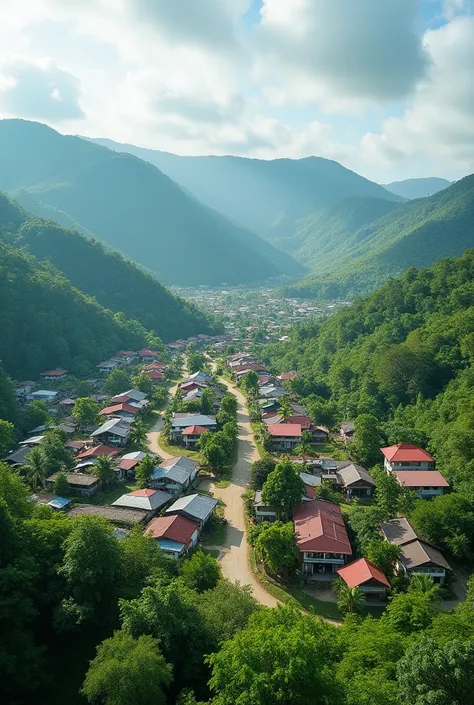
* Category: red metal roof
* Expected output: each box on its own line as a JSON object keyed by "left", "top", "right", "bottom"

{"left": 267, "top": 424, "right": 302, "bottom": 438}
{"left": 278, "top": 371, "right": 298, "bottom": 380}
{"left": 110, "top": 394, "right": 132, "bottom": 404}
{"left": 381, "top": 443, "right": 434, "bottom": 462}
{"left": 182, "top": 425, "right": 209, "bottom": 435}
{"left": 77, "top": 445, "right": 120, "bottom": 459}
{"left": 119, "top": 458, "right": 140, "bottom": 470}
{"left": 115, "top": 350, "right": 135, "bottom": 357}
{"left": 40, "top": 368, "right": 67, "bottom": 376}
{"left": 337, "top": 558, "right": 390, "bottom": 588}
{"left": 138, "top": 349, "right": 157, "bottom": 357}
{"left": 394, "top": 470, "right": 449, "bottom": 488}
{"left": 145, "top": 514, "right": 199, "bottom": 546}
{"left": 99, "top": 403, "right": 139, "bottom": 416}
{"left": 129, "top": 488, "right": 156, "bottom": 497}
{"left": 286, "top": 415, "right": 312, "bottom": 428}
{"left": 294, "top": 499, "right": 352, "bottom": 554}
{"left": 146, "top": 370, "right": 163, "bottom": 380}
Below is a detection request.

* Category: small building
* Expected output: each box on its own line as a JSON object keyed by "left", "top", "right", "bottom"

{"left": 294, "top": 499, "right": 352, "bottom": 578}
{"left": 151, "top": 456, "right": 199, "bottom": 495}
{"left": 91, "top": 418, "right": 131, "bottom": 447}
{"left": 181, "top": 425, "right": 209, "bottom": 448}
{"left": 380, "top": 517, "right": 452, "bottom": 585}
{"left": 111, "top": 389, "right": 148, "bottom": 404}
{"left": 77, "top": 444, "right": 120, "bottom": 460}
{"left": 99, "top": 402, "right": 141, "bottom": 419}
{"left": 267, "top": 423, "right": 302, "bottom": 451}
{"left": 118, "top": 451, "right": 153, "bottom": 475}
{"left": 97, "top": 359, "right": 122, "bottom": 374}
{"left": 30, "top": 390, "right": 58, "bottom": 403}
{"left": 254, "top": 490, "right": 277, "bottom": 522}
{"left": 144, "top": 514, "right": 200, "bottom": 559}
{"left": 171, "top": 414, "right": 217, "bottom": 442}
{"left": 336, "top": 463, "right": 376, "bottom": 498}
{"left": 277, "top": 371, "right": 298, "bottom": 381}
{"left": 166, "top": 493, "right": 218, "bottom": 528}
{"left": 311, "top": 425, "right": 330, "bottom": 443}
{"left": 40, "top": 369, "right": 68, "bottom": 382}
{"left": 113, "top": 488, "right": 172, "bottom": 520}
{"left": 47, "top": 496, "right": 72, "bottom": 511}
{"left": 68, "top": 503, "right": 148, "bottom": 526}
{"left": 138, "top": 349, "right": 158, "bottom": 363}
{"left": 337, "top": 558, "right": 390, "bottom": 601}
{"left": 45, "top": 472, "right": 101, "bottom": 497}
{"left": 2, "top": 445, "right": 32, "bottom": 467}
{"left": 393, "top": 470, "right": 449, "bottom": 498}
{"left": 381, "top": 443, "right": 435, "bottom": 473}
{"left": 15, "top": 382, "right": 32, "bottom": 398}
{"left": 146, "top": 370, "right": 163, "bottom": 381}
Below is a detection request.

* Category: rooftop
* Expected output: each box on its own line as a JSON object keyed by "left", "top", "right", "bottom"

{"left": 68, "top": 504, "right": 148, "bottom": 524}
{"left": 337, "top": 558, "right": 390, "bottom": 588}
{"left": 166, "top": 493, "right": 218, "bottom": 522}
{"left": 379, "top": 517, "right": 419, "bottom": 546}
{"left": 182, "top": 425, "right": 209, "bottom": 435}
{"left": 267, "top": 424, "right": 302, "bottom": 437}
{"left": 394, "top": 470, "right": 449, "bottom": 487}
{"left": 337, "top": 463, "right": 375, "bottom": 487}
{"left": 293, "top": 499, "right": 352, "bottom": 555}
{"left": 381, "top": 443, "right": 434, "bottom": 463}
{"left": 113, "top": 488, "right": 172, "bottom": 512}
{"left": 401, "top": 539, "right": 451, "bottom": 572}
{"left": 145, "top": 514, "right": 199, "bottom": 545}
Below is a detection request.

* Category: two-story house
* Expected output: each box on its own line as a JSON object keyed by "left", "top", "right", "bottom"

{"left": 393, "top": 470, "right": 449, "bottom": 498}
{"left": 267, "top": 423, "right": 302, "bottom": 451}
{"left": 381, "top": 443, "right": 435, "bottom": 473}
{"left": 294, "top": 499, "right": 352, "bottom": 578}
{"left": 91, "top": 417, "right": 132, "bottom": 446}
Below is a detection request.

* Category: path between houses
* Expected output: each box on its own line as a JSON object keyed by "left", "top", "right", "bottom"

{"left": 146, "top": 378, "right": 181, "bottom": 461}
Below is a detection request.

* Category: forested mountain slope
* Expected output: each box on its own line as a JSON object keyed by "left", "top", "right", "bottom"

{"left": 384, "top": 177, "right": 451, "bottom": 200}
{"left": 260, "top": 248, "right": 474, "bottom": 494}
{"left": 89, "top": 136, "right": 403, "bottom": 243}
{"left": 0, "top": 119, "right": 302, "bottom": 285}
{"left": 0, "top": 241, "right": 156, "bottom": 379}
{"left": 287, "top": 174, "right": 474, "bottom": 299}
{"left": 0, "top": 193, "right": 220, "bottom": 341}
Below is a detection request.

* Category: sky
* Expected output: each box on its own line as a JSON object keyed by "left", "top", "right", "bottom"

{"left": 0, "top": 0, "right": 473, "bottom": 182}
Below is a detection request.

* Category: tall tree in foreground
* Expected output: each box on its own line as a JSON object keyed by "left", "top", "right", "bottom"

{"left": 72, "top": 397, "right": 100, "bottom": 431}
{"left": 25, "top": 446, "right": 47, "bottom": 490}
{"left": 0, "top": 419, "right": 14, "bottom": 456}
{"left": 397, "top": 637, "right": 474, "bottom": 705}
{"left": 248, "top": 521, "right": 299, "bottom": 577}
{"left": 93, "top": 455, "right": 116, "bottom": 487}
{"left": 179, "top": 550, "right": 221, "bottom": 593}
{"left": 130, "top": 418, "right": 147, "bottom": 447}
{"left": 262, "top": 461, "right": 304, "bottom": 519}
{"left": 208, "top": 604, "right": 341, "bottom": 705}
{"left": 82, "top": 630, "right": 172, "bottom": 705}
{"left": 135, "top": 455, "right": 155, "bottom": 489}
{"left": 352, "top": 413, "right": 383, "bottom": 468}
{"left": 295, "top": 430, "right": 313, "bottom": 464}
{"left": 334, "top": 581, "right": 365, "bottom": 615}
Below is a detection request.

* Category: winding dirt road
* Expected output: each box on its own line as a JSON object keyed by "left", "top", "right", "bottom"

{"left": 146, "top": 378, "right": 182, "bottom": 460}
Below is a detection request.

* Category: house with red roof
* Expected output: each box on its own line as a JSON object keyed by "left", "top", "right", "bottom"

{"left": 76, "top": 444, "right": 120, "bottom": 460}
{"left": 40, "top": 369, "right": 68, "bottom": 381}
{"left": 99, "top": 402, "right": 141, "bottom": 419}
{"left": 337, "top": 558, "right": 390, "bottom": 600}
{"left": 381, "top": 443, "right": 434, "bottom": 473}
{"left": 138, "top": 349, "right": 158, "bottom": 363}
{"left": 181, "top": 425, "right": 209, "bottom": 448}
{"left": 277, "top": 371, "right": 298, "bottom": 382}
{"left": 267, "top": 423, "right": 302, "bottom": 451}
{"left": 145, "top": 514, "right": 200, "bottom": 559}
{"left": 293, "top": 499, "right": 352, "bottom": 578}
{"left": 146, "top": 369, "right": 163, "bottom": 381}
{"left": 394, "top": 470, "right": 449, "bottom": 498}
{"left": 113, "top": 488, "right": 172, "bottom": 519}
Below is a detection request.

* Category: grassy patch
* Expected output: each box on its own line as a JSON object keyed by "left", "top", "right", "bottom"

{"left": 250, "top": 423, "right": 265, "bottom": 458}
{"left": 78, "top": 481, "right": 137, "bottom": 506}
{"left": 310, "top": 442, "right": 349, "bottom": 460}
{"left": 215, "top": 479, "right": 231, "bottom": 489}
{"left": 201, "top": 515, "right": 227, "bottom": 546}
{"left": 201, "top": 548, "right": 221, "bottom": 559}
{"left": 158, "top": 432, "right": 201, "bottom": 459}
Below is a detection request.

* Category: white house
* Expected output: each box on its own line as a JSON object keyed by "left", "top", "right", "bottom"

{"left": 381, "top": 443, "right": 435, "bottom": 472}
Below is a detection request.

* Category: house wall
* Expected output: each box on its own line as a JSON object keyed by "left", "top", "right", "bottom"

{"left": 302, "top": 551, "right": 346, "bottom": 575}
{"left": 385, "top": 458, "right": 433, "bottom": 472}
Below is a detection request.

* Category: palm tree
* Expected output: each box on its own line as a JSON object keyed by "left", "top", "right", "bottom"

{"left": 408, "top": 574, "right": 441, "bottom": 601}
{"left": 279, "top": 396, "right": 292, "bottom": 420}
{"left": 93, "top": 455, "right": 116, "bottom": 487}
{"left": 335, "top": 581, "right": 365, "bottom": 614}
{"left": 295, "top": 430, "right": 313, "bottom": 464}
{"left": 130, "top": 418, "right": 147, "bottom": 447}
{"left": 25, "top": 446, "right": 47, "bottom": 491}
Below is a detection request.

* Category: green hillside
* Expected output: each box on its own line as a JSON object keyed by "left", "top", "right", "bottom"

{"left": 288, "top": 174, "right": 474, "bottom": 299}
{"left": 0, "top": 193, "right": 220, "bottom": 341}
{"left": 0, "top": 240, "right": 157, "bottom": 379}
{"left": 0, "top": 119, "right": 302, "bottom": 286}
{"left": 383, "top": 176, "right": 451, "bottom": 199}
{"left": 260, "top": 246, "right": 474, "bottom": 493}
{"left": 89, "top": 136, "right": 403, "bottom": 243}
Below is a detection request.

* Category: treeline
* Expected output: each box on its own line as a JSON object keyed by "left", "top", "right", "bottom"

{"left": 0, "top": 240, "right": 166, "bottom": 379}
{"left": 2, "top": 463, "right": 474, "bottom": 705}
{"left": 0, "top": 192, "right": 221, "bottom": 342}
{"left": 259, "top": 248, "right": 474, "bottom": 495}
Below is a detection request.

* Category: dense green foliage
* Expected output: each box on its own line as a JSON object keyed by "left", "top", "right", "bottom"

{"left": 0, "top": 239, "right": 154, "bottom": 378}
{"left": 92, "top": 137, "right": 401, "bottom": 245}
{"left": 288, "top": 175, "right": 474, "bottom": 299}
{"left": 0, "top": 120, "right": 301, "bottom": 286}
{"left": 0, "top": 193, "right": 219, "bottom": 340}
{"left": 260, "top": 248, "right": 474, "bottom": 498}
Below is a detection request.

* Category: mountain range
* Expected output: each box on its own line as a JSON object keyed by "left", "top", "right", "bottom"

{"left": 0, "top": 119, "right": 303, "bottom": 287}
{"left": 286, "top": 174, "right": 474, "bottom": 299}
{"left": 383, "top": 177, "right": 451, "bottom": 200}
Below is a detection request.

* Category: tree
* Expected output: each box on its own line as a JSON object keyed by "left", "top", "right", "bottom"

{"left": 25, "top": 446, "right": 48, "bottom": 491}
{"left": 188, "top": 352, "right": 206, "bottom": 374}
{"left": 130, "top": 418, "right": 147, "bottom": 447}
{"left": 352, "top": 414, "right": 383, "bottom": 468}
{"left": 241, "top": 370, "right": 259, "bottom": 397}
{"left": 0, "top": 463, "right": 32, "bottom": 518}
{"left": 366, "top": 538, "right": 401, "bottom": 578}
{"left": 41, "top": 430, "right": 75, "bottom": 475}
{"left": 347, "top": 504, "right": 385, "bottom": 553}
{"left": 179, "top": 550, "right": 221, "bottom": 592}
{"left": 135, "top": 455, "right": 155, "bottom": 489}
{"left": 208, "top": 605, "right": 342, "bottom": 705}
{"left": 397, "top": 637, "right": 474, "bottom": 705}
{"left": 408, "top": 573, "right": 442, "bottom": 600}
{"left": 72, "top": 397, "right": 100, "bottom": 430}
{"left": 221, "top": 395, "right": 237, "bottom": 416}
{"left": 82, "top": 630, "right": 172, "bottom": 705}
{"left": 94, "top": 455, "right": 116, "bottom": 487}
{"left": 411, "top": 493, "right": 474, "bottom": 558}
{"left": 76, "top": 380, "right": 93, "bottom": 397}
{"left": 53, "top": 471, "right": 69, "bottom": 497}
{"left": 248, "top": 521, "right": 298, "bottom": 577}
{"left": 250, "top": 456, "right": 277, "bottom": 490}
{"left": 278, "top": 395, "right": 292, "bottom": 420}
{"left": 384, "top": 590, "right": 437, "bottom": 635}
{"left": 295, "top": 430, "right": 313, "bottom": 463}
{"left": 120, "top": 531, "right": 176, "bottom": 600}
{"left": 131, "top": 371, "right": 155, "bottom": 396}
{"left": 201, "top": 440, "right": 227, "bottom": 476}
{"left": 196, "top": 580, "right": 257, "bottom": 644}
{"left": 372, "top": 466, "right": 402, "bottom": 519}
{"left": 0, "top": 419, "right": 14, "bottom": 456}
{"left": 261, "top": 461, "right": 304, "bottom": 519}
{"left": 200, "top": 387, "right": 216, "bottom": 415}
{"left": 103, "top": 369, "right": 131, "bottom": 396}
{"left": 57, "top": 516, "right": 122, "bottom": 628}
{"left": 334, "top": 582, "right": 365, "bottom": 614}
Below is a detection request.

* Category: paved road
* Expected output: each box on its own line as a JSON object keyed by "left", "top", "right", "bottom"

{"left": 209, "top": 378, "right": 279, "bottom": 607}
